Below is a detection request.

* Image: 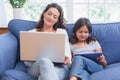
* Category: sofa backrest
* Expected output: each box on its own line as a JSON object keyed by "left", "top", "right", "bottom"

{"left": 8, "top": 19, "right": 37, "bottom": 40}
{"left": 66, "top": 23, "right": 120, "bottom": 65}
{"left": 8, "top": 19, "right": 120, "bottom": 65}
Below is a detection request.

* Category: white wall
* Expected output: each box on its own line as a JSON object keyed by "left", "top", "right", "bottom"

{"left": 0, "top": 0, "right": 8, "bottom": 27}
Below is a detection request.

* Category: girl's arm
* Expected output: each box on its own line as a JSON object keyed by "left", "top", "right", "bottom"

{"left": 96, "top": 48, "right": 107, "bottom": 67}
{"left": 97, "top": 54, "right": 107, "bottom": 67}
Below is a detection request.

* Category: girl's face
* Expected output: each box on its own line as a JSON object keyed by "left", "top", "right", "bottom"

{"left": 75, "top": 26, "right": 89, "bottom": 42}
{"left": 43, "top": 7, "right": 60, "bottom": 27}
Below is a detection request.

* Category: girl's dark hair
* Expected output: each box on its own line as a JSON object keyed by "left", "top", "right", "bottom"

{"left": 69, "top": 17, "right": 96, "bottom": 44}
{"left": 36, "top": 3, "right": 66, "bottom": 31}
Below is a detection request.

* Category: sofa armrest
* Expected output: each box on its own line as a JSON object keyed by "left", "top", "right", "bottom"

{"left": 0, "top": 33, "right": 18, "bottom": 75}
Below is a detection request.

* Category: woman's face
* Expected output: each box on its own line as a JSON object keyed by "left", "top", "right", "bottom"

{"left": 75, "top": 26, "right": 89, "bottom": 42}
{"left": 43, "top": 7, "right": 60, "bottom": 27}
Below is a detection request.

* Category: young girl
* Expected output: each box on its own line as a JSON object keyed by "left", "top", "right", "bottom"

{"left": 69, "top": 18, "right": 107, "bottom": 80}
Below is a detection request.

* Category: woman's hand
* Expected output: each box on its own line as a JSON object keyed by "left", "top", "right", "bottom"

{"left": 97, "top": 54, "right": 107, "bottom": 67}
{"left": 64, "top": 56, "right": 69, "bottom": 65}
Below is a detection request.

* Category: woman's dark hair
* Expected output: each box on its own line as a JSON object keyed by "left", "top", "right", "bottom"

{"left": 36, "top": 3, "right": 66, "bottom": 31}
{"left": 69, "top": 17, "right": 96, "bottom": 44}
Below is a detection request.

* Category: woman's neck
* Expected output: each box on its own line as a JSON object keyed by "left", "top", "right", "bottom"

{"left": 41, "top": 25, "right": 55, "bottom": 32}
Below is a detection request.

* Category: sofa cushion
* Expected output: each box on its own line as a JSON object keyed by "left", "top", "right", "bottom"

{"left": 92, "top": 23, "right": 120, "bottom": 64}
{"left": 89, "top": 66, "right": 120, "bottom": 80}
{"left": 1, "top": 70, "right": 37, "bottom": 80}
{"left": 14, "top": 61, "right": 27, "bottom": 72}
{"left": 0, "top": 33, "right": 18, "bottom": 75}
{"left": 106, "top": 62, "right": 120, "bottom": 69}
{"left": 66, "top": 24, "right": 74, "bottom": 38}
{"left": 8, "top": 19, "right": 37, "bottom": 40}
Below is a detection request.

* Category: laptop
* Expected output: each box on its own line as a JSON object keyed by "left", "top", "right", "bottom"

{"left": 20, "top": 31, "right": 65, "bottom": 63}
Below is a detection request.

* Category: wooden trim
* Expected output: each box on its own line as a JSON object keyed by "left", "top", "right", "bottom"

{"left": 0, "top": 28, "right": 9, "bottom": 34}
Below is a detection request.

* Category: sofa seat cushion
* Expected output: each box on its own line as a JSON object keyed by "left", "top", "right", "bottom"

{"left": 89, "top": 66, "right": 120, "bottom": 80}
{"left": 106, "top": 62, "right": 120, "bottom": 69}
{"left": 14, "top": 61, "right": 27, "bottom": 72}
{"left": 1, "top": 70, "right": 37, "bottom": 80}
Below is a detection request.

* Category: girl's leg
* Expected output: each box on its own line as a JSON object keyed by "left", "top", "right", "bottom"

{"left": 70, "top": 76, "right": 78, "bottom": 80}
{"left": 81, "top": 56, "right": 104, "bottom": 73}
{"left": 70, "top": 55, "right": 104, "bottom": 80}
{"left": 38, "top": 58, "right": 59, "bottom": 80}
{"left": 69, "top": 56, "right": 89, "bottom": 80}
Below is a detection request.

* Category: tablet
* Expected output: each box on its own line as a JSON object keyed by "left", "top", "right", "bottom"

{"left": 75, "top": 52, "right": 103, "bottom": 62}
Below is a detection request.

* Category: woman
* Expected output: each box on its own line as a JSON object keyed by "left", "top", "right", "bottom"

{"left": 24, "top": 3, "right": 71, "bottom": 80}
{"left": 69, "top": 18, "right": 107, "bottom": 80}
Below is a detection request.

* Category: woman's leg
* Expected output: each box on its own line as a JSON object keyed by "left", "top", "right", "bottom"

{"left": 27, "top": 57, "right": 69, "bottom": 80}
{"left": 27, "top": 61, "right": 40, "bottom": 77}
{"left": 55, "top": 65, "right": 69, "bottom": 80}
{"left": 38, "top": 58, "right": 59, "bottom": 80}
{"left": 27, "top": 58, "right": 59, "bottom": 80}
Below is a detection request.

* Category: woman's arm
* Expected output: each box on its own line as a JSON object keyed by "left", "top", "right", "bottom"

{"left": 63, "top": 29, "right": 72, "bottom": 67}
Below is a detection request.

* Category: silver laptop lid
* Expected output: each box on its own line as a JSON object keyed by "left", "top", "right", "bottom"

{"left": 20, "top": 31, "right": 65, "bottom": 63}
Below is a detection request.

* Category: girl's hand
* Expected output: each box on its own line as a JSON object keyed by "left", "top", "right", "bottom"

{"left": 97, "top": 54, "right": 107, "bottom": 67}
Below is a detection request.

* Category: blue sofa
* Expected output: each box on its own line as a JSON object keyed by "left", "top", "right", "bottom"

{"left": 1, "top": 19, "right": 120, "bottom": 80}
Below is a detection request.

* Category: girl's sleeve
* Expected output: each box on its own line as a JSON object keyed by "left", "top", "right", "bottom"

{"left": 94, "top": 41, "right": 102, "bottom": 50}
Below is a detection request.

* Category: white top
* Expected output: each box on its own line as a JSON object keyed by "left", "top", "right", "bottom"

{"left": 24, "top": 28, "right": 71, "bottom": 67}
